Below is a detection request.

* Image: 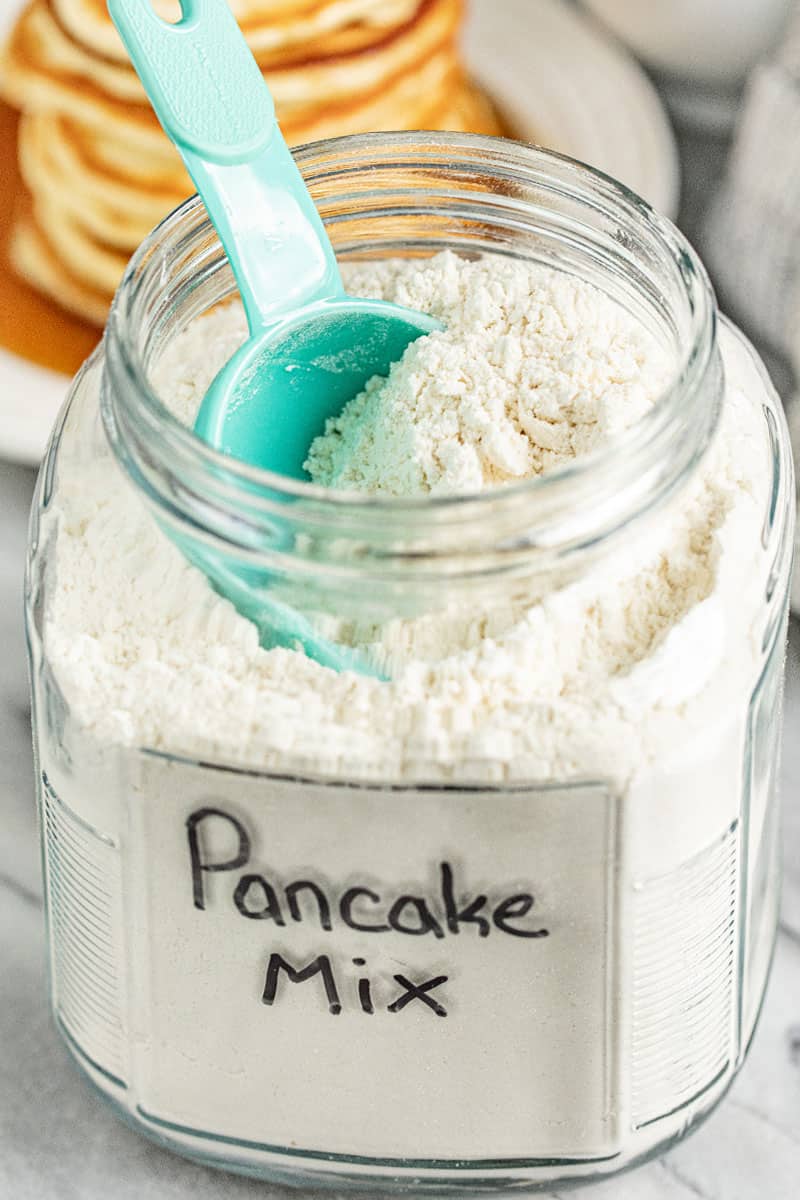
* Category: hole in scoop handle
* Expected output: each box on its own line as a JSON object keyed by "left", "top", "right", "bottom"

{"left": 107, "top": 0, "right": 274, "bottom": 165}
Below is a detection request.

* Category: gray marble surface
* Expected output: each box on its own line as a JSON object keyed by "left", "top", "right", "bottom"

{"left": 1, "top": 467, "right": 799, "bottom": 1198}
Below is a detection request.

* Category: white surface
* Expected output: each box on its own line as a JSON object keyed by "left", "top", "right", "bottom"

{"left": 0, "top": 350, "right": 68, "bottom": 464}
{"left": 0, "top": 0, "right": 679, "bottom": 467}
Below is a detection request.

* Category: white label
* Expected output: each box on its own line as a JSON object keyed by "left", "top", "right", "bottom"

{"left": 127, "top": 756, "right": 620, "bottom": 1163}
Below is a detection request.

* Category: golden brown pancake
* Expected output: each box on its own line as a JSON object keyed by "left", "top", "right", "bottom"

{"left": 18, "top": 111, "right": 183, "bottom": 250}
{"left": 440, "top": 76, "right": 505, "bottom": 135}
{"left": 64, "top": 115, "right": 186, "bottom": 189}
{"left": 17, "top": 69, "right": 501, "bottom": 279}
{"left": 2, "top": 5, "right": 461, "bottom": 155}
{"left": 31, "top": 187, "right": 129, "bottom": 294}
{"left": 16, "top": 49, "right": 465, "bottom": 257}
{"left": 12, "top": 72, "right": 503, "bottom": 320}
{"left": 10, "top": 205, "right": 115, "bottom": 324}
{"left": 6, "top": 0, "right": 461, "bottom": 107}
{"left": 52, "top": 0, "right": 424, "bottom": 65}
{"left": 0, "top": 0, "right": 506, "bottom": 330}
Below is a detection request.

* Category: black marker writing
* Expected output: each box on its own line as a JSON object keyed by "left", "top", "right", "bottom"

{"left": 388, "top": 973, "right": 449, "bottom": 1018}
{"left": 187, "top": 808, "right": 250, "bottom": 910}
{"left": 262, "top": 953, "right": 341, "bottom": 1014}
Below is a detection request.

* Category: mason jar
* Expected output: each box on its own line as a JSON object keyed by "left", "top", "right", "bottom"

{"left": 25, "top": 133, "right": 794, "bottom": 1191}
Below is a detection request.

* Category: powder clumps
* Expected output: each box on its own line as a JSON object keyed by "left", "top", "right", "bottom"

{"left": 305, "top": 252, "right": 670, "bottom": 495}
{"left": 44, "top": 253, "right": 770, "bottom": 789}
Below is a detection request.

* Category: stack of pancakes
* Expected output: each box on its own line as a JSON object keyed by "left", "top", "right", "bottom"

{"left": 0, "top": 0, "right": 502, "bottom": 324}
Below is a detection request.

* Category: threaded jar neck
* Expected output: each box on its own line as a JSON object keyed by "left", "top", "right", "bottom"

{"left": 102, "top": 132, "right": 721, "bottom": 600}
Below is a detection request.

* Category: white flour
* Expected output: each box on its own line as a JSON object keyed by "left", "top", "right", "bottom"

{"left": 47, "top": 254, "right": 767, "bottom": 786}
{"left": 37, "top": 253, "right": 781, "bottom": 1169}
{"left": 306, "top": 253, "right": 669, "bottom": 495}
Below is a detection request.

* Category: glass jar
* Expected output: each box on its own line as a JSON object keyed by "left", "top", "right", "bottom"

{"left": 26, "top": 133, "right": 794, "bottom": 1191}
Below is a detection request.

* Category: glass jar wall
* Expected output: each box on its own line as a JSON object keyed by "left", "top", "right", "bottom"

{"left": 26, "top": 134, "right": 794, "bottom": 1191}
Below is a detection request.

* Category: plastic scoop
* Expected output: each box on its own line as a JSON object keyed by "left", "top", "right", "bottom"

{"left": 107, "top": 0, "right": 443, "bottom": 675}
{"left": 107, "top": 0, "right": 440, "bottom": 479}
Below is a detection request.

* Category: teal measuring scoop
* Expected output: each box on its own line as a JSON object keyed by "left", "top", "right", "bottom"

{"left": 107, "top": 0, "right": 440, "bottom": 478}
{"left": 107, "top": 0, "right": 441, "bottom": 675}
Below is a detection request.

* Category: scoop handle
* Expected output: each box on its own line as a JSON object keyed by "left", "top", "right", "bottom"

{"left": 107, "top": 0, "right": 344, "bottom": 330}
{"left": 107, "top": 0, "right": 273, "bottom": 165}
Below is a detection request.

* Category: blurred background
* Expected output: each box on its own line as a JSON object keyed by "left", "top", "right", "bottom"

{"left": 0, "top": 2, "right": 798, "bottom": 1197}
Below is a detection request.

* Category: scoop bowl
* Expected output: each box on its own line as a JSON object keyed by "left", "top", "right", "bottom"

{"left": 107, "top": 0, "right": 441, "bottom": 676}
{"left": 195, "top": 298, "right": 441, "bottom": 478}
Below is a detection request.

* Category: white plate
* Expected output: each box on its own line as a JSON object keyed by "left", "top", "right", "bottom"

{"left": 463, "top": 0, "right": 680, "bottom": 215}
{"left": 0, "top": 350, "right": 72, "bottom": 464}
{"left": 0, "top": 0, "right": 679, "bottom": 466}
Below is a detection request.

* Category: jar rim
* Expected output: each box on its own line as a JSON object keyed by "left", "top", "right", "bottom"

{"left": 103, "top": 131, "right": 719, "bottom": 566}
